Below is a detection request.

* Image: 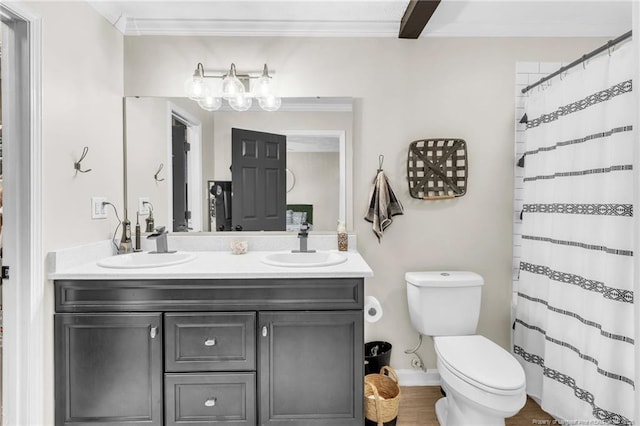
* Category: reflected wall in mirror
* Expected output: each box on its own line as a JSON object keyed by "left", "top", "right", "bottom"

{"left": 124, "top": 97, "right": 353, "bottom": 232}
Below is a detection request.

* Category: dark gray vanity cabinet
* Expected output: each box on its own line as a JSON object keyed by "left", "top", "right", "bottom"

{"left": 54, "top": 278, "right": 364, "bottom": 426}
{"left": 259, "top": 311, "right": 363, "bottom": 425}
{"left": 164, "top": 312, "right": 257, "bottom": 425}
{"left": 54, "top": 313, "right": 163, "bottom": 426}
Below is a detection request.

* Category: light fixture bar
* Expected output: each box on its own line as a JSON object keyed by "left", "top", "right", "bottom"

{"left": 185, "top": 62, "right": 281, "bottom": 112}
{"left": 198, "top": 64, "right": 276, "bottom": 79}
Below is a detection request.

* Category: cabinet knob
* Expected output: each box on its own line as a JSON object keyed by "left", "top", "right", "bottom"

{"left": 262, "top": 326, "right": 268, "bottom": 337}
{"left": 204, "top": 397, "right": 217, "bottom": 407}
{"left": 204, "top": 338, "right": 216, "bottom": 347}
{"left": 150, "top": 326, "right": 158, "bottom": 339}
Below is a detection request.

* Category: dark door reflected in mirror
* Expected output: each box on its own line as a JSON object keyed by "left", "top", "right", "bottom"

{"left": 171, "top": 119, "right": 189, "bottom": 232}
{"left": 231, "top": 128, "right": 287, "bottom": 231}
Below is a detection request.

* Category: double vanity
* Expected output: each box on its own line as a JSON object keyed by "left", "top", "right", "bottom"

{"left": 49, "top": 235, "right": 372, "bottom": 426}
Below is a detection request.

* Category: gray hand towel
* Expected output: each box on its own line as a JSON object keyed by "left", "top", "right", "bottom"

{"left": 364, "top": 170, "right": 404, "bottom": 241}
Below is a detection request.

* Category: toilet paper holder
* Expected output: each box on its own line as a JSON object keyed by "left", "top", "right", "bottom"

{"left": 364, "top": 296, "right": 383, "bottom": 323}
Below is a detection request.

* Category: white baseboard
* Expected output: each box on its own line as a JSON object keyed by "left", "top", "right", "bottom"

{"left": 395, "top": 368, "right": 441, "bottom": 387}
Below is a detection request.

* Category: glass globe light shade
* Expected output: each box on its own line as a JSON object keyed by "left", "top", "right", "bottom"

{"left": 258, "top": 95, "right": 282, "bottom": 112}
{"left": 197, "top": 94, "right": 222, "bottom": 111}
{"left": 221, "top": 76, "right": 245, "bottom": 99}
{"left": 229, "top": 93, "right": 253, "bottom": 112}
{"left": 254, "top": 75, "right": 272, "bottom": 99}
{"left": 184, "top": 75, "right": 210, "bottom": 101}
{"left": 221, "top": 64, "right": 245, "bottom": 99}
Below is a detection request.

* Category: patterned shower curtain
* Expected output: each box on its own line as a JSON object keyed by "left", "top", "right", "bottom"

{"left": 514, "top": 43, "right": 635, "bottom": 425}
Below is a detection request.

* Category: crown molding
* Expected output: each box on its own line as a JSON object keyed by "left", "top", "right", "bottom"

{"left": 88, "top": 2, "right": 628, "bottom": 38}
{"left": 106, "top": 17, "right": 400, "bottom": 37}
{"left": 87, "top": 0, "right": 129, "bottom": 34}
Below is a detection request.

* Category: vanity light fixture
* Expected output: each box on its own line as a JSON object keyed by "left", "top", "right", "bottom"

{"left": 184, "top": 63, "right": 281, "bottom": 112}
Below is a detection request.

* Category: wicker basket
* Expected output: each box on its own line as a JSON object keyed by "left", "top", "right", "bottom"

{"left": 364, "top": 366, "right": 401, "bottom": 426}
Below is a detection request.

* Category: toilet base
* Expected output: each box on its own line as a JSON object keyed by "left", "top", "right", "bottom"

{"left": 434, "top": 391, "right": 513, "bottom": 426}
{"left": 435, "top": 397, "right": 448, "bottom": 425}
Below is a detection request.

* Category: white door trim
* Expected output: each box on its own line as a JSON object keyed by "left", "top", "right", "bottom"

{"left": 632, "top": 4, "right": 640, "bottom": 423}
{"left": 0, "top": 3, "right": 43, "bottom": 425}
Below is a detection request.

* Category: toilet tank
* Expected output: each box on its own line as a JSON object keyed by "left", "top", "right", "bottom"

{"left": 405, "top": 271, "right": 483, "bottom": 336}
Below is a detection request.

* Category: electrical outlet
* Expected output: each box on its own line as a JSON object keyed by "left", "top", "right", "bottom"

{"left": 138, "top": 197, "right": 150, "bottom": 215}
{"left": 91, "top": 197, "right": 107, "bottom": 219}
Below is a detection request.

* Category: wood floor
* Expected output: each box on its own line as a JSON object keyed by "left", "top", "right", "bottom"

{"left": 392, "top": 386, "right": 554, "bottom": 426}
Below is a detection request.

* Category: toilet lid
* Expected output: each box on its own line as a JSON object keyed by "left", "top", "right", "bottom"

{"left": 434, "top": 335, "right": 525, "bottom": 392}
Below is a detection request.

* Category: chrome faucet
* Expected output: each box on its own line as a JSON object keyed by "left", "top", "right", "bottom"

{"left": 147, "top": 226, "right": 175, "bottom": 254}
{"left": 293, "top": 222, "right": 316, "bottom": 253}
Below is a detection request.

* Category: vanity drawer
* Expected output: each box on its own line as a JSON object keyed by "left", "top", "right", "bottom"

{"left": 165, "top": 372, "right": 256, "bottom": 426}
{"left": 55, "top": 278, "right": 364, "bottom": 312}
{"left": 165, "top": 312, "right": 256, "bottom": 372}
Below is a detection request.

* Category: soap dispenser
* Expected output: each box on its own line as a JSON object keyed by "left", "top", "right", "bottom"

{"left": 337, "top": 220, "right": 348, "bottom": 251}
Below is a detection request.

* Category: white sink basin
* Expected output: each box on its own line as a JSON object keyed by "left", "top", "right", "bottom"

{"left": 261, "top": 251, "right": 347, "bottom": 268}
{"left": 97, "top": 251, "right": 196, "bottom": 269}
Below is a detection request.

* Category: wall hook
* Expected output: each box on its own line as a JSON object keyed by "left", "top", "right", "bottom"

{"left": 377, "top": 154, "right": 384, "bottom": 172}
{"left": 73, "top": 146, "right": 92, "bottom": 175}
{"left": 154, "top": 163, "right": 165, "bottom": 182}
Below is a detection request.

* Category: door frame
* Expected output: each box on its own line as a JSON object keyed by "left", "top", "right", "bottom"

{"left": 0, "top": 2, "right": 43, "bottom": 425}
{"left": 166, "top": 102, "right": 202, "bottom": 232}
{"left": 632, "top": 4, "right": 640, "bottom": 422}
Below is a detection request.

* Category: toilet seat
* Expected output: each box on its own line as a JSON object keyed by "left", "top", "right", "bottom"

{"left": 434, "top": 335, "right": 525, "bottom": 395}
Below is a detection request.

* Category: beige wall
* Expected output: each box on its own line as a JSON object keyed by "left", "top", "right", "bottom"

{"left": 123, "top": 36, "right": 606, "bottom": 371}
{"left": 27, "top": 2, "right": 124, "bottom": 423}
{"left": 287, "top": 151, "right": 340, "bottom": 231}
{"left": 36, "top": 2, "right": 124, "bottom": 251}
{"left": 125, "top": 97, "right": 171, "bottom": 227}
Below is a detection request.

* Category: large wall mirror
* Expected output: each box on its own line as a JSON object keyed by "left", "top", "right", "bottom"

{"left": 124, "top": 97, "right": 353, "bottom": 233}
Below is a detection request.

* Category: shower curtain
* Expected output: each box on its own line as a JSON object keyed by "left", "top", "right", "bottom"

{"left": 514, "top": 43, "right": 635, "bottom": 425}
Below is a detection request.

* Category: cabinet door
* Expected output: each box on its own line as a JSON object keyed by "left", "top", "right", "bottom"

{"left": 55, "top": 313, "right": 163, "bottom": 426}
{"left": 258, "top": 311, "right": 364, "bottom": 426}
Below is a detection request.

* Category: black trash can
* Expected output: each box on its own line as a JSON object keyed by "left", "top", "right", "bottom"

{"left": 364, "top": 341, "right": 392, "bottom": 376}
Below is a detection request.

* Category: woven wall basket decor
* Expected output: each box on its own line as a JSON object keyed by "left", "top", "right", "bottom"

{"left": 407, "top": 138, "right": 468, "bottom": 200}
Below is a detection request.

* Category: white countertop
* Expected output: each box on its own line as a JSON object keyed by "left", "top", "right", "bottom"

{"left": 47, "top": 236, "right": 373, "bottom": 280}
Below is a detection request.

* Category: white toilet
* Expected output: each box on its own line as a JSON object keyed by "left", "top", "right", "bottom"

{"left": 405, "top": 271, "right": 526, "bottom": 426}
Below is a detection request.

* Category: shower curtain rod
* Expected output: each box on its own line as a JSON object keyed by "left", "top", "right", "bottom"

{"left": 521, "top": 30, "right": 632, "bottom": 94}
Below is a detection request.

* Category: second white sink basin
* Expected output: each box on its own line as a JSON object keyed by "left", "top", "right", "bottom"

{"left": 97, "top": 251, "right": 196, "bottom": 269}
{"left": 261, "top": 251, "right": 347, "bottom": 268}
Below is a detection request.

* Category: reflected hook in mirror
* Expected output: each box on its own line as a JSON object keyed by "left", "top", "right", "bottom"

{"left": 154, "top": 163, "right": 165, "bottom": 182}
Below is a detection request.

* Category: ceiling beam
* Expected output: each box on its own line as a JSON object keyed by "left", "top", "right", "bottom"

{"left": 399, "top": 0, "right": 441, "bottom": 39}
